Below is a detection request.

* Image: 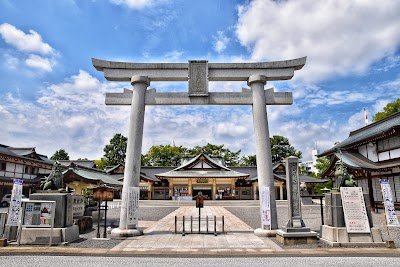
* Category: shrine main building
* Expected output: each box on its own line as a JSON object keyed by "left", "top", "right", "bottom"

{"left": 106, "top": 152, "right": 326, "bottom": 201}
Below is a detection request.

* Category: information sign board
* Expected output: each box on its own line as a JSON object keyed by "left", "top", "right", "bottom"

{"left": 380, "top": 180, "right": 399, "bottom": 225}
{"left": 22, "top": 201, "right": 55, "bottom": 227}
{"left": 340, "top": 187, "right": 370, "bottom": 233}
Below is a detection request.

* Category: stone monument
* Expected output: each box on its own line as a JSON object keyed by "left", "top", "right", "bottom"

{"left": 20, "top": 161, "right": 79, "bottom": 244}
{"left": 276, "top": 157, "right": 318, "bottom": 245}
{"left": 320, "top": 159, "right": 384, "bottom": 247}
{"left": 92, "top": 57, "right": 307, "bottom": 237}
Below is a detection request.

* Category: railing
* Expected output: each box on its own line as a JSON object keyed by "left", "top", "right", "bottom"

{"left": 175, "top": 215, "right": 224, "bottom": 236}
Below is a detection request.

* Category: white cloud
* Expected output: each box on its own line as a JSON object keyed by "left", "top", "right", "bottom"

{"left": 0, "top": 23, "right": 55, "bottom": 55}
{"left": 3, "top": 53, "right": 19, "bottom": 69}
{"left": 110, "top": 0, "right": 154, "bottom": 9}
{"left": 163, "top": 50, "right": 184, "bottom": 62}
{"left": 0, "top": 23, "right": 58, "bottom": 72}
{"left": 213, "top": 31, "right": 230, "bottom": 53}
{"left": 235, "top": 0, "right": 400, "bottom": 82}
{"left": 25, "top": 54, "right": 53, "bottom": 72}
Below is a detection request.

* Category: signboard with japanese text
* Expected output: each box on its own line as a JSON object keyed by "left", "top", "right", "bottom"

{"left": 127, "top": 187, "right": 139, "bottom": 227}
{"left": 340, "top": 187, "right": 370, "bottom": 233}
{"left": 22, "top": 201, "right": 55, "bottom": 227}
{"left": 261, "top": 186, "right": 271, "bottom": 225}
{"left": 6, "top": 179, "right": 23, "bottom": 226}
{"left": 380, "top": 180, "right": 399, "bottom": 225}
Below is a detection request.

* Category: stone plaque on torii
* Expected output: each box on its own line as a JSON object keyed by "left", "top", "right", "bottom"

{"left": 92, "top": 57, "right": 306, "bottom": 237}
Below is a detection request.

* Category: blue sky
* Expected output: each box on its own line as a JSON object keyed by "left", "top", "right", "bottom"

{"left": 1, "top": 0, "right": 399, "bottom": 162}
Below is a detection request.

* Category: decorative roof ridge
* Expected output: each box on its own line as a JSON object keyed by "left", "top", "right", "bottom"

{"left": 173, "top": 153, "right": 230, "bottom": 171}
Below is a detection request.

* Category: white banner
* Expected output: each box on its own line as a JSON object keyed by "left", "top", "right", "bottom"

{"left": 6, "top": 179, "right": 23, "bottom": 226}
{"left": 127, "top": 187, "right": 140, "bottom": 227}
{"left": 380, "top": 180, "right": 399, "bottom": 225}
{"left": 261, "top": 186, "right": 271, "bottom": 225}
{"left": 341, "top": 187, "right": 370, "bottom": 233}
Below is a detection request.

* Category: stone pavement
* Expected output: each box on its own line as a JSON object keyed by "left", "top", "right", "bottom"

{"left": 111, "top": 206, "right": 283, "bottom": 254}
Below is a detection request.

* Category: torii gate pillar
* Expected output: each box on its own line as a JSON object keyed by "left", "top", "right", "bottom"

{"left": 249, "top": 75, "right": 278, "bottom": 234}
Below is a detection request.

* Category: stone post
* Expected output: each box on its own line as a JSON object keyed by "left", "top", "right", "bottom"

{"left": 111, "top": 76, "right": 149, "bottom": 237}
{"left": 249, "top": 75, "right": 278, "bottom": 234}
{"left": 285, "top": 157, "right": 304, "bottom": 228}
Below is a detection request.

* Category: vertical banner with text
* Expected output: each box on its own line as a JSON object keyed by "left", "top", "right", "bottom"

{"left": 6, "top": 179, "right": 23, "bottom": 226}
{"left": 380, "top": 180, "right": 399, "bottom": 225}
{"left": 261, "top": 186, "right": 271, "bottom": 226}
{"left": 127, "top": 187, "right": 140, "bottom": 227}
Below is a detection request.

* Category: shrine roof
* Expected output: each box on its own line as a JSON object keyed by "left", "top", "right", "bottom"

{"left": 156, "top": 153, "right": 249, "bottom": 178}
{"left": 322, "top": 151, "right": 400, "bottom": 177}
{"left": 63, "top": 164, "right": 122, "bottom": 186}
{"left": 319, "top": 111, "right": 400, "bottom": 157}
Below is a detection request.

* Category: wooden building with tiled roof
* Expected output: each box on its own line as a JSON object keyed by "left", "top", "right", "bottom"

{"left": 319, "top": 111, "right": 400, "bottom": 208}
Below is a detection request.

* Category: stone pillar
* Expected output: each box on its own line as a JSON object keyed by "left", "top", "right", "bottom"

{"left": 253, "top": 182, "right": 258, "bottom": 200}
{"left": 231, "top": 179, "right": 236, "bottom": 198}
{"left": 188, "top": 179, "right": 193, "bottom": 196}
{"left": 212, "top": 179, "right": 217, "bottom": 200}
{"left": 280, "top": 183, "right": 284, "bottom": 200}
{"left": 148, "top": 182, "right": 152, "bottom": 200}
{"left": 285, "top": 157, "right": 304, "bottom": 228}
{"left": 249, "top": 75, "right": 278, "bottom": 233}
{"left": 169, "top": 179, "right": 174, "bottom": 198}
{"left": 112, "top": 76, "right": 149, "bottom": 237}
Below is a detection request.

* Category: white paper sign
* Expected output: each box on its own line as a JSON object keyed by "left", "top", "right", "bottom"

{"left": 261, "top": 186, "right": 271, "bottom": 225}
{"left": 380, "top": 180, "right": 399, "bottom": 225}
{"left": 6, "top": 179, "right": 23, "bottom": 226}
{"left": 127, "top": 187, "right": 140, "bottom": 227}
{"left": 341, "top": 187, "right": 370, "bottom": 233}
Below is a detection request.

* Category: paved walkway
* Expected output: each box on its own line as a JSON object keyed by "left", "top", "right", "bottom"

{"left": 111, "top": 206, "right": 283, "bottom": 254}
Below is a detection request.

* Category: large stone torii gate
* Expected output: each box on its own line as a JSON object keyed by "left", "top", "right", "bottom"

{"left": 92, "top": 57, "right": 306, "bottom": 237}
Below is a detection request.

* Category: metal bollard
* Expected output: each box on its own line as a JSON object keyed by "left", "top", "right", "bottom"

{"left": 182, "top": 216, "right": 185, "bottom": 236}
{"left": 214, "top": 216, "right": 217, "bottom": 236}
{"left": 175, "top": 216, "right": 177, "bottom": 234}
{"left": 206, "top": 216, "right": 208, "bottom": 233}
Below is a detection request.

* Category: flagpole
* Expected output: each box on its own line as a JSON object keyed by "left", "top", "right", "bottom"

{"left": 364, "top": 107, "right": 368, "bottom": 126}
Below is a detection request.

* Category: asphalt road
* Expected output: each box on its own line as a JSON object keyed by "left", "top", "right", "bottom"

{"left": 1, "top": 256, "right": 400, "bottom": 267}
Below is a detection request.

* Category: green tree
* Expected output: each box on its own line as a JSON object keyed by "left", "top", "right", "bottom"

{"left": 270, "top": 135, "right": 302, "bottom": 164}
{"left": 240, "top": 155, "right": 257, "bottom": 166}
{"left": 314, "top": 156, "right": 331, "bottom": 175}
{"left": 103, "top": 133, "right": 127, "bottom": 166}
{"left": 142, "top": 145, "right": 188, "bottom": 166}
{"left": 372, "top": 98, "right": 400, "bottom": 122}
{"left": 95, "top": 158, "right": 109, "bottom": 170}
{"left": 188, "top": 143, "right": 241, "bottom": 166}
{"left": 50, "top": 149, "right": 70, "bottom": 160}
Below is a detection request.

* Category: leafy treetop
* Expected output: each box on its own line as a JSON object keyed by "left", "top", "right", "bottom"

{"left": 372, "top": 98, "right": 400, "bottom": 122}
{"left": 103, "top": 133, "right": 127, "bottom": 166}
{"left": 50, "top": 148, "right": 69, "bottom": 160}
